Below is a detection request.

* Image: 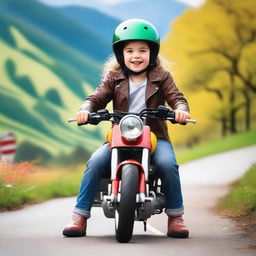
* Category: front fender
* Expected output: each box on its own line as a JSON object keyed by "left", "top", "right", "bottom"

{"left": 111, "top": 160, "right": 146, "bottom": 195}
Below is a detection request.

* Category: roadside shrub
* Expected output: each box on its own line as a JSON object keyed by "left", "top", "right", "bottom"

{"left": 0, "top": 160, "right": 82, "bottom": 210}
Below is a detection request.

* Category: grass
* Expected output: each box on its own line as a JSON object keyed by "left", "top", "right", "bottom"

{"left": 217, "top": 164, "right": 256, "bottom": 237}
{"left": 218, "top": 164, "right": 256, "bottom": 216}
{"left": 0, "top": 161, "right": 83, "bottom": 210}
{"left": 176, "top": 128, "right": 256, "bottom": 164}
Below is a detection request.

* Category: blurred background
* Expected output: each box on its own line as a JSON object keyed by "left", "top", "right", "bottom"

{"left": 0, "top": 0, "right": 255, "bottom": 166}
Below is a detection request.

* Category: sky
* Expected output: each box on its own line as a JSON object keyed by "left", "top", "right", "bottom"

{"left": 99, "top": 0, "right": 205, "bottom": 6}
{"left": 176, "top": 0, "right": 205, "bottom": 7}
{"left": 38, "top": 0, "right": 205, "bottom": 8}
{"left": 37, "top": 0, "right": 206, "bottom": 38}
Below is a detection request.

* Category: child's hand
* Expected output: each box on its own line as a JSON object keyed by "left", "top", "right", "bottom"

{"left": 174, "top": 110, "right": 190, "bottom": 124}
{"left": 76, "top": 110, "right": 89, "bottom": 124}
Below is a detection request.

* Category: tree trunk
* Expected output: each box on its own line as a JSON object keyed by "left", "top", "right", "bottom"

{"left": 229, "top": 76, "right": 237, "bottom": 134}
{"left": 242, "top": 88, "right": 251, "bottom": 131}
{"left": 221, "top": 117, "right": 228, "bottom": 137}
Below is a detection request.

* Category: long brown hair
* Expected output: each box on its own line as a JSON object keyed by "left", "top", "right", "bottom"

{"left": 101, "top": 54, "right": 172, "bottom": 78}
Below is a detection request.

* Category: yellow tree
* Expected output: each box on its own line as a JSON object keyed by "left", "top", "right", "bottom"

{"left": 162, "top": 0, "right": 256, "bottom": 144}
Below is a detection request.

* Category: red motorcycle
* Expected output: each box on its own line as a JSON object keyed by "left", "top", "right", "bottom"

{"left": 68, "top": 106, "right": 195, "bottom": 243}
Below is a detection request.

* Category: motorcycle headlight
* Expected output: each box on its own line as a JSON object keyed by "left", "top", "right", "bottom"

{"left": 120, "top": 115, "right": 143, "bottom": 141}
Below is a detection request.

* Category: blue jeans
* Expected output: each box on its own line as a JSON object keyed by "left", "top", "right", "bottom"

{"left": 74, "top": 139, "right": 184, "bottom": 218}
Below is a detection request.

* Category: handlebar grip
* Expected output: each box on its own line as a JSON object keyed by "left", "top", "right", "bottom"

{"left": 67, "top": 118, "right": 77, "bottom": 123}
{"left": 167, "top": 111, "right": 196, "bottom": 124}
{"left": 67, "top": 118, "right": 88, "bottom": 126}
{"left": 67, "top": 110, "right": 109, "bottom": 126}
{"left": 166, "top": 117, "right": 196, "bottom": 124}
{"left": 186, "top": 119, "right": 197, "bottom": 124}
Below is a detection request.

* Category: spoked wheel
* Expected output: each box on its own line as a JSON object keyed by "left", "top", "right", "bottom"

{"left": 115, "top": 164, "right": 139, "bottom": 243}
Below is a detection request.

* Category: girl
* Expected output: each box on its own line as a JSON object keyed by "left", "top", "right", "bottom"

{"left": 63, "top": 19, "right": 190, "bottom": 238}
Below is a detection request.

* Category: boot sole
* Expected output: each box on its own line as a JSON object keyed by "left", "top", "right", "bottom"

{"left": 63, "top": 229, "right": 86, "bottom": 237}
{"left": 167, "top": 231, "right": 189, "bottom": 238}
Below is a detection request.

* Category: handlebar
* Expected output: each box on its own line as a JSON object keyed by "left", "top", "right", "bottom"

{"left": 68, "top": 106, "right": 196, "bottom": 125}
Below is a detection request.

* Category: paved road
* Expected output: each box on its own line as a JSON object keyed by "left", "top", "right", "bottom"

{"left": 0, "top": 146, "right": 255, "bottom": 256}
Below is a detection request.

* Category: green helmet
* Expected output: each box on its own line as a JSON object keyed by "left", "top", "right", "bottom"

{"left": 112, "top": 19, "right": 160, "bottom": 69}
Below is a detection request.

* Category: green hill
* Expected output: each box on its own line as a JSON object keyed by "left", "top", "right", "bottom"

{"left": 0, "top": 0, "right": 111, "bottom": 63}
{"left": 0, "top": 0, "right": 114, "bottom": 163}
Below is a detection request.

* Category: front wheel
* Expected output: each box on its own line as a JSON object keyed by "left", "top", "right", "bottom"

{"left": 115, "top": 164, "right": 139, "bottom": 243}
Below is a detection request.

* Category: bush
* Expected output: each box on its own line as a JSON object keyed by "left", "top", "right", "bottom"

{"left": 53, "top": 145, "right": 92, "bottom": 166}
{"left": 14, "top": 141, "right": 52, "bottom": 165}
{"left": 0, "top": 160, "right": 83, "bottom": 210}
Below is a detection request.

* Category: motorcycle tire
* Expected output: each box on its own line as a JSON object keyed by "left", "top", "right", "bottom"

{"left": 115, "top": 164, "right": 139, "bottom": 243}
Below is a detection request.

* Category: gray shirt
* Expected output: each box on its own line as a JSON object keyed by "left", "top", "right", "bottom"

{"left": 128, "top": 78, "right": 147, "bottom": 113}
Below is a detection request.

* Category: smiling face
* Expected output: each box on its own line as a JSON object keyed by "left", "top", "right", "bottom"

{"left": 123, "top": 41, "right": 150, "bottom": 73}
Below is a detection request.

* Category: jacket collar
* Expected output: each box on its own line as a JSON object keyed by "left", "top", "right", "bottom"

{"left": 114, "top": 70, "right": 126, "bottom": 81}
{"left": 147, "top": 67, "right": 161, "bottom": 83}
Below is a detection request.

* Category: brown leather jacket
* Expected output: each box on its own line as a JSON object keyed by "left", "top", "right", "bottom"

{"left": 80, "top": 66, "right": 189, "bottom": 141}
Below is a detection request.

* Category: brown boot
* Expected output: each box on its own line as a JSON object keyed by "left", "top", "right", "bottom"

{"left": 63, "top": 213, "right": 87, "bottom": 237}
{"left": 167, "top": 216, "right": 189, "bottom": 238}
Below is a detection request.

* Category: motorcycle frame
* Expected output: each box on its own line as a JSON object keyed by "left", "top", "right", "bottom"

{"left": 108, "top": 124, "right": 152, "bottom": 203}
